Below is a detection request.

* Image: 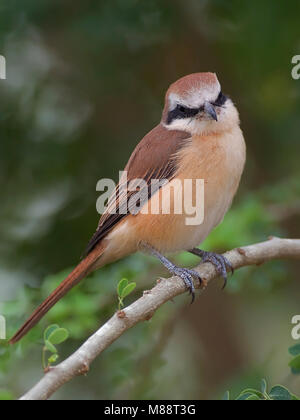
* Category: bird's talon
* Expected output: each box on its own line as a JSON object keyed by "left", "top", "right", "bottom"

{"left": 222, "top": 277, "right": 227, "bottom": 290}
{"left": 189, "top": 249, "right": 233, "bottom": 289}
{"left": 143, "top": 244, "right": 201, "bottom": 303}
{"left": 169, "top": 266, "right": 199, "bottom": 302}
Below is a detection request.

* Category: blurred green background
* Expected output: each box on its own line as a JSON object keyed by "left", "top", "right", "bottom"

{"left": 0, "top": 0, "right": 300, "bottom": 400}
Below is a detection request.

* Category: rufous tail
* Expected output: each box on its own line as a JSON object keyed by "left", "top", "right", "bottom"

{"left": 9, "top": 244, "right": 105, "bottom": 344}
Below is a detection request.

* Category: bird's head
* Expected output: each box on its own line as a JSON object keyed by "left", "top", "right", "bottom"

{"left": 162, "top": 72, "right": 239, "bottom": 135}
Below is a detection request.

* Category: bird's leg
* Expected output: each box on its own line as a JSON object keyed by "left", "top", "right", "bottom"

{"left": 142, "top": 243, "right": 202, "bottom": 303}
{"left": 189, "top": 248, "right": 233, "bottom": 289}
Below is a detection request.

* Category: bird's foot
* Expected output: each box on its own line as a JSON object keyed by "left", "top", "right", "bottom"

{"left": 141, "top": 242, "right": 201, "bottom": 302}
{"left": 166, "top": 265, "right": 202, "bottom": 303}
{"left": 189, "top": 249, "right": 233, "bottom": 289}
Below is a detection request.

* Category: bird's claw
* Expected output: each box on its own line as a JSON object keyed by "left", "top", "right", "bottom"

{"left": 142, "top": 243, "right": 202, "bottom": 303}
{"left": 196, "top": 250, "right": 233, "bottom": 289}
{"left": 169, "top": 266, "right": 202, "bottom": 303}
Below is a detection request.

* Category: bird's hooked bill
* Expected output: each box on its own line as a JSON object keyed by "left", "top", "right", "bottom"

{"left": 204, "top": 101, "right": 218, "bottom": 121}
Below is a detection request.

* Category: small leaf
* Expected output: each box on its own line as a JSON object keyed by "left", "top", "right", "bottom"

{"left": 117, "top": 278, "right": 128, "bottom": 297}
{"left": 288, "top": 344, "right": 300, "bottom": 357}
{"left": 45, "top": 340, "right": 57, "bottom": 354}
{"left": 236, "top": 393, "right": 253, "bottom": 400}
{"left": 48, "top": 354, "right": 59, "bottom": 364}
{"left": 246, "top": 395, "right": 261, "bottom": 400}
{"left": 291, "top": 394, "right": 300, "bottom": 400}
{"left": 289, "top": 354, "right": 300, "bottom": 372}
{"left": 269, "top": 385, "right": 292, "bottom": 401}
{"left": 44, "top": 325, "right": 59, "bottom": 342}
{"left": 48, "top": 328, "right": 69, "bottom": 345}
{"left": 261, "top": 379, "right": 268, "bottom": 394}
{"left": 121, "top": 282, "right": 136, "bottom": 299}
{"left": 0, "top": 390, "right": 14, "bottom": 400}
{"left": 222, "top": 391, "right": 230, "bottom": 400}
{"left": 239, "top": 389, "right": 264, "bottom": 399}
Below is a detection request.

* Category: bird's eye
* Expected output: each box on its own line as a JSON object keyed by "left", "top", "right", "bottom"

{"left": 178, "top": 105, "right": 188, "bottom": 113}
{"left": 166, "top": 104, "right": 198, "bottom": 124}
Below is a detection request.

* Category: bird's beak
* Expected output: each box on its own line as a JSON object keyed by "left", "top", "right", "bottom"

{"left": 204, "top": 101, "right": 218, "bottom": 121}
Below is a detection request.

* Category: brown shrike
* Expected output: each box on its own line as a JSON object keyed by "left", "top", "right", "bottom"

{"left": 10, "top": 72, "right": 246, "bottom": 344}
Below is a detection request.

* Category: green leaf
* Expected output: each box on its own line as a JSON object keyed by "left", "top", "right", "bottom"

{"left": 236, "top": 393, "right": 253, "bottom": 400}
{"left": 269, "top": 385, "right": 292, "bottom": 401}
{"left": 48, "top": 354, "right": 59, "bottom": 364}
{"left": 222, "top": 391, "right": 230, "bottom": 400}
{"left": 44, "top": 324, "right": 59, "bottom": 342}
{"left": 117, "top": 278, "right": 128, "bottom": 297}
{"left": 239, "top": 389, "right": 265, "bottom": 399}
{"left": 261, "top": 379, "right": 268, "bottom": 394}
{"left": 45, "top": 340, "right": 57, "bottom": 354}
{"left": 0, "top": 390, "right": 14, "bottom": 400}
{"left": 289, "top": 354, "right": 300, "bottom": 371}
{"left": 48, "top": 328, "right": 69, "bottom": 345}
{"left": 289, "top": 344, "right": 300, "bottom": 357}
{"left": 246, "top": 395, "right": 261, "bottom": 400}
{"left": 291, "top": 394, "right": 300, "bottom": 400}
{"left": 120, "top": 282, "right": 136, "bottom": 299}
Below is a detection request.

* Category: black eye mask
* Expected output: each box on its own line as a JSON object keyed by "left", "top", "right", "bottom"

{"left": 212, "top": 91, "right": 228, "bottom": 107}
{"left": 167, "top": 91, "right": 228, "bottom": 125}
{"left": 167, "top": 104, "right": 199, "bottom": 125}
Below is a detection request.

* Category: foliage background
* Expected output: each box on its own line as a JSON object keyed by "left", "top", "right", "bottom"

{"left": 0, "top": 0, "right": 300, "bottom": 400}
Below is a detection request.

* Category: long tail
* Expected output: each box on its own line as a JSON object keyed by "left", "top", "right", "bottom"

{"left": 9, "top": 243, "right": 105, "bottom": 344}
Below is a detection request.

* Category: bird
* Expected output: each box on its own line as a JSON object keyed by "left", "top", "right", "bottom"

{"left": 10, "top": 72, "right": 246, "bottom": 344}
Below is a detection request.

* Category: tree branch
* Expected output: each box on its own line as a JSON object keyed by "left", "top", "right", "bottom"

{"left": 20, "top": 237, "right": 300, "bottom": 400}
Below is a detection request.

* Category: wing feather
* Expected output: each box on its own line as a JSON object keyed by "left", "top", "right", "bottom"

{"left": 85, "top": 124, "right": 191, "bottom": 255}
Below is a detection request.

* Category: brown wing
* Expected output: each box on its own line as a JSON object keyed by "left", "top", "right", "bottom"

{"left": 85, "top": 124, "right": 191, "bottom": 255}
